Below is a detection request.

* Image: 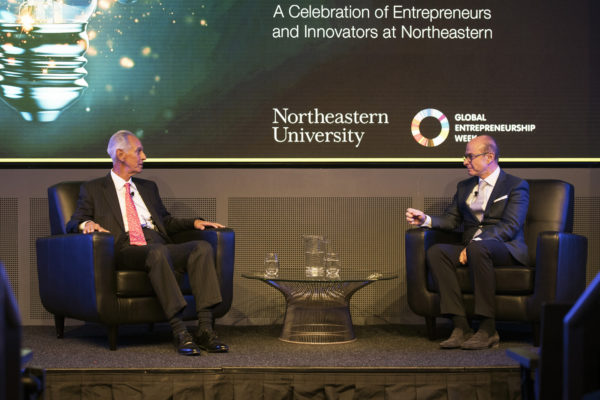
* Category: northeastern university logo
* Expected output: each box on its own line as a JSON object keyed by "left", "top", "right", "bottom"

{"left": 411, "top": 108, "right": 450, "bottom": 147}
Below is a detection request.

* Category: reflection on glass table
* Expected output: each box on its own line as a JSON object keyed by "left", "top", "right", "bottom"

{"left": 242, "top": 271, "right": 397, "bottom": 344}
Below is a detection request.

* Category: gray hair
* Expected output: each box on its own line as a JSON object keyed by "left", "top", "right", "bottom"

{"left": 107, "top": 130, "right": 136, "bottom": 162}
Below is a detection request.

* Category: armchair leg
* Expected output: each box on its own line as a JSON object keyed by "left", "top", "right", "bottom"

{"left": 54, "top": 315, "right": 65, "bottom": 338}
{"left": 107, "top": 325, "right": 118, "bottom": 351}
{"left": 425, "top": 317, "right": 437, "bottom": 340}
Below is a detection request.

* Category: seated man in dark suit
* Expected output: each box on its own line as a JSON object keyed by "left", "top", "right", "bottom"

{"left": 66, "top": 130, "right": 228, "bottom": 356}
{"left": 406, "top": 135, "right": 530, "bottom": 350}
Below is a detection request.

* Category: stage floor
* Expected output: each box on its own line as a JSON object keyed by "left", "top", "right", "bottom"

{"left": 22, "top": 323, "right": 532, "bottom": 399}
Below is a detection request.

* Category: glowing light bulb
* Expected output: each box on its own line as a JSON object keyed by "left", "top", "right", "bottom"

{"left": 0, "top": 0, "right": 97, "bottom": 122}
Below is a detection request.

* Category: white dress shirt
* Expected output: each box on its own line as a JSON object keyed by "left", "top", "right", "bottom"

{"left": 110, "top": 170, "right": 156, "bottom": 232}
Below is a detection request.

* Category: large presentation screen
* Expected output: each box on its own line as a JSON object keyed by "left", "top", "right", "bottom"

{"left": 0, "top": 0, "right": 598, "bottom": 164}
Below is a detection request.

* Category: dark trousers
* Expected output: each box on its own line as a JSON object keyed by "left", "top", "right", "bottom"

{"left": 115, "top": 229, "right": 222, "bottom": 320}
{"left": 427, "top": 239, "right": 519, "bottom": 318}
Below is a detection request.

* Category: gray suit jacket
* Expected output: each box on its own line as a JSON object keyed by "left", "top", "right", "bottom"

{"left": 430, "top": 170, "right": 530, "bottom": 266}
{"left": 66, "top": 174, "right": 196, "bottom": 246}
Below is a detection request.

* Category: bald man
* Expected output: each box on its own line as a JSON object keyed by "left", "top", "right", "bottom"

{"left": 406, "top": 135, "right": 530, "bottom": 350}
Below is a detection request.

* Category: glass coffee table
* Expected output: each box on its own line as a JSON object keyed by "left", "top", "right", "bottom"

{"left": 242, "top": 271, "right": 397, "bottom": 344}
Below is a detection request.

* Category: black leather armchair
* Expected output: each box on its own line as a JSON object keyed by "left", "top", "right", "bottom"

{"left": 405, "top": 179, "right": 587, "bottom": 344}
{"left": 36, "top": 181, "right": 235, "bottom": 350}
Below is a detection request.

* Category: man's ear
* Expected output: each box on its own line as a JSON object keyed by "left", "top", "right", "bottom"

{"left": 116, "top": 148, "right": 125, "bottom": 162}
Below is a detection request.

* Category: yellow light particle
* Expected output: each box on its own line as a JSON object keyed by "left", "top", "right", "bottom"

{"left": 120, "top": 57, "right": 135, "bottom": 69}
{"left": 98, "top": 0, "right": 111, "bottom": 10}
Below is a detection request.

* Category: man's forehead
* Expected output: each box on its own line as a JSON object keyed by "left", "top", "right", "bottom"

{"left": 466, "top": 138, "right": 483, "bottom": 152}
{"left": 127, "top": 135, "right": 143, "bottom": 149}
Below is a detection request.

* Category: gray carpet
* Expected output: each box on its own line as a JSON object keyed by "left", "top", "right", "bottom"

{"left": 23, "top": 323, "right": 533, "bottom": 370}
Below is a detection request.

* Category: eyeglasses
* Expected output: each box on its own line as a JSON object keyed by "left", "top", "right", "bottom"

{"left": 463, "top": 152, "right": 489, "bottom": 162}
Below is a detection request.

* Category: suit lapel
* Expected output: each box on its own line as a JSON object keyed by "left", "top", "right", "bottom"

{"left": 135, "top": 179, "right": 168, "bottom": 235}
{"left": 102, "top": 173, "right": 125, "bottom": 232}
{"left": 484, "top": 170, "right": 507, "bottom": 218}
{"left": 462, "top": 177, "right": 479, "bottom": 219}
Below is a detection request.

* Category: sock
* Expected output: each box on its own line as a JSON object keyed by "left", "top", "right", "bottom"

{"left": 479, "top": 317, "right": 496, "bottom": 336}
{"left": 169, "top": 312, "right": 186, "bottom": 335}
{"left": 197, "top": 309, "right": 214, "bottom": 332}
{"left": 452, "top": 315, "right": 470, "bottom": 332}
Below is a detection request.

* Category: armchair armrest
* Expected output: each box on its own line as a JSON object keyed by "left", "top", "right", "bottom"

{"left": 405, "top": 228, "right": 462, "bottom": 316}
{"left": 527, "top": 231, "right": 587, "bottom": 320}
{"left": 36, "top": 233, "right": 117, "bottom": 322}
{"left": 170, "top": 228, "right": 235, "bottom": 318}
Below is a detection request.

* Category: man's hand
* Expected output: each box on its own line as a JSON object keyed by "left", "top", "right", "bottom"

{"left": 82, "top": 221, "right": 109, "bottom": 234}
{"left": 406, "top": 208, "right": 426, "bottom": 226}
{"left": 194, "top": 220, "right": 225, "bottom": 230}
{"left": 459, "top": 248, "right": 467, "bottom": 264}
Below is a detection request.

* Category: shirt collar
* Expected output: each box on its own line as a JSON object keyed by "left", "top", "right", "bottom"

{"left": 110, "top": 169, "right": 136, "bottom": 191}
{"left": 480, "top": 166, "right": 501, "bottom": 187}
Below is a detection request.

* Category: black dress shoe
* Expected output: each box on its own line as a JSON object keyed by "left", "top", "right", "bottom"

{"left": 173, "top": 330, "right": 201, "bottom": 356}
{"left": 194, "top": 329, "right": 229, "bottom": 353}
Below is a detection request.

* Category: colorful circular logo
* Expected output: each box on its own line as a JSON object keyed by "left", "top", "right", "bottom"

{"left": 411, "top": 109, "right": 450, "bottom": 147}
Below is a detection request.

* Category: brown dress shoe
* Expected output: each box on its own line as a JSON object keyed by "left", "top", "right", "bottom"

{"left": 440, "top": 328, "right": 474, "bottom": 349}
{"left": 461, "top": 330, "right": 500, "bottom": 350}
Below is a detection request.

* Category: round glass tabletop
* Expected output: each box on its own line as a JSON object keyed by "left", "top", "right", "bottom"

{"left": 242, "top": 271, "right": 397, "bottom": 283}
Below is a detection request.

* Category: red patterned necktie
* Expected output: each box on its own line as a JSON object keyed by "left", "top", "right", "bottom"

{"left": 125, "top": 182, "right": 146, "bottom": 246}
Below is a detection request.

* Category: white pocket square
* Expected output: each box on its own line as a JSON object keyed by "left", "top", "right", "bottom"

{"left": 493, "top": 195, "right": 508, "bottom": 203}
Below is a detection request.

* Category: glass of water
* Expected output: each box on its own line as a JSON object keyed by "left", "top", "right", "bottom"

{"left": 325, "top": 253, "right": 341, "bottom": 279}
{"left": 264, "top": 252, "right": 279, "bottom": 278}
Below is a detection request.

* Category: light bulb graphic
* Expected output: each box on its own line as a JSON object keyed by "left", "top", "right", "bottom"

{"left": 0, "top": 0, "right": 97, "bottom": 122}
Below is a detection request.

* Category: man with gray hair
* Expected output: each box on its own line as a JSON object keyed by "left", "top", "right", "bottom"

{"left": 66, "top": 130, "right": 228, "bottom": 356}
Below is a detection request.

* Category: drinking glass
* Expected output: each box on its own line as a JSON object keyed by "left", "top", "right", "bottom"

{"left": 264, "top": 253, "right": 279, "bottom": 278}
{"left": 325, "top": 253, "right": 341, "bottom": 279}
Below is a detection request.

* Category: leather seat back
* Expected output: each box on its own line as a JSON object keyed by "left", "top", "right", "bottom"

{"left": 524, "top": 180, "right": 574, "bottom": 265}
{"left": 48, "top": 181, "right": 84, "bottom": 235}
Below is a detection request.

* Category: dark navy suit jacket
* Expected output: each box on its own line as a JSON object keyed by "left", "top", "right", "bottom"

{"left": 430, "top": 170, "right": 530, "bottom": 267}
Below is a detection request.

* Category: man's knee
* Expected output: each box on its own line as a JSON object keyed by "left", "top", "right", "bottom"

{"left": 427, "top": 243, "right": 443, "bottom": 261}
{"left": 465, "top": 241, "right": 490, "bottom": 260}
{"left": 146, "top": 244, "right": 170, "bottom": 269}
{"left": 192, "top": 240, "right": 213, "bottom": 257}
{"left": 427, "top": 244, "right": 447, "bottom": 274}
